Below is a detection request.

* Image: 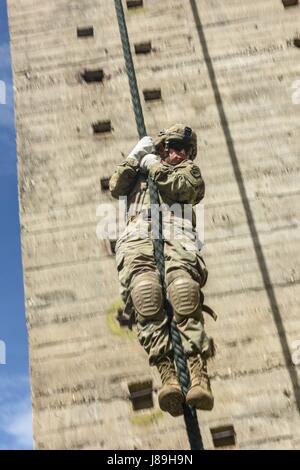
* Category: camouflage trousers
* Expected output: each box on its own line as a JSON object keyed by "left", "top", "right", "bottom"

{"left": 115, "top": 214, "right": 213, "bottom": 366}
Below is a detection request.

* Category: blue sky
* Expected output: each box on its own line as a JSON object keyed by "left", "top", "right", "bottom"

{"left": 0, "top": 0, "right": 33, "bottom": 450}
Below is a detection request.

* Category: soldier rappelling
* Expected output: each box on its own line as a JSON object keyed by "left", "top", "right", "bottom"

{"left": 110, "top": 124, "right": 215, "bottom": 417}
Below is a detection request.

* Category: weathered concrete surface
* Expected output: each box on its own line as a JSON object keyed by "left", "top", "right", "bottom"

{"left": 7, "top": 0, "right": 300, "bottom": 449}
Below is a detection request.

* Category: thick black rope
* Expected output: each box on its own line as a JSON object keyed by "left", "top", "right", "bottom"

{"left": 114, "top": 0, "right": 203, "bottom": 450}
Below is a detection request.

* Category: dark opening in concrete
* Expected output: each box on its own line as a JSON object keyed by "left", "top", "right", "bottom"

{"left": 82, "top": 69, "right": 104, "bottom": 83}
{"left": 282, "top": 0, "right": 298, "bottom": 7}
{"left": 143, "top": 89, "right": 162, "bottom": 101}
{"left": 135, "top": 41, "right": 152, "bottom": 54}
{"left": 128, "top": 380, "right": 154, "bottom": 411}
{"left": 92, "top": 121, "right": 112, "bottom": 134}
{"left": 77, "top": 26, "right": 94, "bottom": 38}
{"left": 293, "top": 37, "right": 300, "bottom": 47}
{"left": 116, "top": 307, "right": 135, "bottom": 328}
{"left": 100, "top": 177, "right": 111, "bottom": 191}
{"left": 210, "top": 425, "right": 236, "bottom": 448}
{"left": 127, "top": 0, "right": 143, "bottom": 8}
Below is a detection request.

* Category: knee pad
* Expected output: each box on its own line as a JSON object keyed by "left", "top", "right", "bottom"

{"left": 167, "top": 271, "right": 200, "bottom": 320}
{"left": 131, "top": 272, "right": 163, "bottom": 319}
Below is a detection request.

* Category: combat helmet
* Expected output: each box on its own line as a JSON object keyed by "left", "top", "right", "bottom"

{"left": 154, "top": 123, "right": 197, "bottom": 160}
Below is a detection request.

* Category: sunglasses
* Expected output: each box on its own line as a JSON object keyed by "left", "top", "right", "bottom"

{"left": 168, "top": 141, "right": 191, "bottom": 152}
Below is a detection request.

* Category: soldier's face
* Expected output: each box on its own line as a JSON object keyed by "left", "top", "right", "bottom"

{"left": 166, "top": 147, "right": 189, "bottom": 165}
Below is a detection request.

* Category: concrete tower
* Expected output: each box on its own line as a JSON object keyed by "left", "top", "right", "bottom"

{"left": 7, "top": 0, "right": 300, "bottom": 449}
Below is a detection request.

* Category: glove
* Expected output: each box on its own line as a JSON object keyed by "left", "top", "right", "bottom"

{"left": 140, "top": 153, "right": 161, "bottom": 173}
{"left": 126, "top": 136, "right": 154, "bottom": 164}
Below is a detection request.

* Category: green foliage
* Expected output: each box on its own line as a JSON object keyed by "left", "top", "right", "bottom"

{"left": 130, "top": 409, "right": 163, "bottom": 426}
{"left": 106, "top": 298, "right": 135, "bottom": 339}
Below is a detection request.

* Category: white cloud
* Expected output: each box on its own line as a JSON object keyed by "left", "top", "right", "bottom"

{"left": 0, "top": 374, "right": 29, "bottom": 399}
{"left": 0, "top": 375, "right": 33, "bottom": 449}
{"left": 3, "top": 401, "right": 33, "bottom": 448}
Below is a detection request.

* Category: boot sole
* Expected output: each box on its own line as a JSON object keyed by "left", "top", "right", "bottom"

{"left": 186, "top": 394, "right": 214, "bottom": 411}
{"left": 159, "top": 390, "right": 185, "bottom": 417}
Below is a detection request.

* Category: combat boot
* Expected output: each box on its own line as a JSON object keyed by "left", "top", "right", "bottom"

{"left": 186, "top": 355, "right": 214, "bottom": 410}
{"left": 156, "top": 357, "right": 184, "bottom": 417}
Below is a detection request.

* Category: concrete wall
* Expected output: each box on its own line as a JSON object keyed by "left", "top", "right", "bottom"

{"left": 7, "top": 0, "right": 300, "bottom": 449}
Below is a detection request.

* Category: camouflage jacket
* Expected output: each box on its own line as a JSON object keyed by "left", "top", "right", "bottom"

{"left": 109, "top": 157, "right": 205, "bottom": 222}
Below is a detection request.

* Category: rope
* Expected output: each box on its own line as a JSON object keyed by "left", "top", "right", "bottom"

{"left": 114, "top": 0, "right": 203, "bottom": 450}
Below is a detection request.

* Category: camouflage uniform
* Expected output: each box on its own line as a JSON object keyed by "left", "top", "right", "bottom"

{"left": 109, "top": 150, "right": 213, "bottom": 366}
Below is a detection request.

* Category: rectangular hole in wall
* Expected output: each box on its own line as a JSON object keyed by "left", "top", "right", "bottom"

{"left": 92, "top": 121, "right": 112, "bottom": 134}
{"left": 282, "top": 0, "right": 298, "bottom": 7}
{"left": 82, "top": 69, "right": 104, "bottom": 83}
{"left": 77, "top": 26, "right": 94, "bottom": 38}
{"left": 128, "top": 380, "right": 153, "bottom": 411}
{"left": 116, "top": 307, "right": 135, "bottom": 327}
{"left": 210, "top": 425, "right": 236, "bottom": 448}
{"left": 134, "top": 41, "right": 152, "bottom": 54}
{"left": 116, "top": 308, "right": 128, "bottom": 327}
{"left": 100, "top": 177, "right": 111, "bottom": 191}
{"left": 293, "top": 38, "right": 300, "bottom": 47}
{"left": 127, "top": 0, "right": 143, "bottom": 8}
{"left": 143, "top": 89, "right": 162, "bottom": 101}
